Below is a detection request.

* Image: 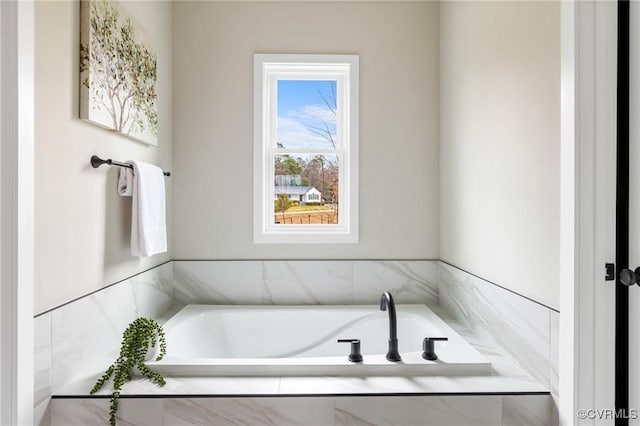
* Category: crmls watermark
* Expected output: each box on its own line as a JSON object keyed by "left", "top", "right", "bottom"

{"left": 577, "top": 409, "right": 639, "bottom": 420}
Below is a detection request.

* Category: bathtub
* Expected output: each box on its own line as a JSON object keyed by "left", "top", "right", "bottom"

{"left": 146, "top": 304, "right": 491, "bottom": 376}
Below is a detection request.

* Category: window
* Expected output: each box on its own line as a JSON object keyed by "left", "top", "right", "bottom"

{"left": 254, "top": 54, "right": 359, "bottom": 243}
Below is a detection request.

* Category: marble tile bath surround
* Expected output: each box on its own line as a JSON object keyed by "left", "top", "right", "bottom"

{"left": 172, "top": 260, "right": 557, "bottom": 390}
{"left": 50, "top": 394, "right": 554, "bottom": 426}
{"left": 438, "top": 262, "right": 558, "bottom": 392}
{"left": 34, "top": 262, "right": 174, "bottom": 424}
{"left": 36, "top": 260, "right": 559, "bottom": 425}
{"left": 172, "top": 260, "right": 440, "bottom": 306}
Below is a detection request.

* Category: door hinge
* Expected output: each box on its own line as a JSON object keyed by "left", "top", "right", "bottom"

{"left": 605, "top": 263, "right": 615, "bottom": 281}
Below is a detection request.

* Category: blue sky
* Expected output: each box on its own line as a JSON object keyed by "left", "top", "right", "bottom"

{"left": 277, "top": 80, "right": 337, "bottom": 149}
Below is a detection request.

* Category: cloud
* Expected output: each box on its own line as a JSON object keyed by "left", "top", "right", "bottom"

{"left": 277, "top": 104, "right": 337, "bottom": 149}
{"left": 294, "top": 105, "right": 337, "bottom": 123}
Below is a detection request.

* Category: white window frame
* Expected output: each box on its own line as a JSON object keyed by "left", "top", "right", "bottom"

{"left": 253, "top": 54, "right": 359, "bottom": 244}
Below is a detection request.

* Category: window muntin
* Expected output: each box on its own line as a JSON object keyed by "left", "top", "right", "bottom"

{"left": 254, "top": 54, "right": 358, "bottom": 243}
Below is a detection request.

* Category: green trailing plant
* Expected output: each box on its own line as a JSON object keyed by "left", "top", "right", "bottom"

{"left": 90, "top": 317, "right": 167, "bottom": 426}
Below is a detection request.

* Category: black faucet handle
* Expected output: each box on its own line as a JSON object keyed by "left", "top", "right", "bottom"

{"left": 337, "top": 339, "right": 363, "bottom": 363}
{"left": 422, "top": 337, "right": 448, "bottom": 361}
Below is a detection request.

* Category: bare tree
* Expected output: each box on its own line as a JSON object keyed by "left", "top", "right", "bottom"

{"left": 301, "top": 81, "right": 337, "bottom": 148}
{"left": 298, "top": 83, "right": 339, "bottom": 209}
{"left": 325, "top": 158, "right": 339, "bottom": 223}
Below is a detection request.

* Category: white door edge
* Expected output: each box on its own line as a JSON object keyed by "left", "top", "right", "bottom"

{"left": 1, "top": 1, "right": 35, "bottom": 425}
{"left": 560, "top": 1, "right": 617, "bottom": 425}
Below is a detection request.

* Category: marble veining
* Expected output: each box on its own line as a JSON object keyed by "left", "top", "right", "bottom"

{"left": 34, "top": 312, "right": 52, "bottom": 408}
{"left": 431, "top": 311, "right": 541, "bottom": 382}
{"left": 502, "top": 395, "right": 553, "bottom": 426}
{"left": 44, "top": 259, "right": 558, "bottom": 426}
{"left": 262, "top": 261, "right": 353, "bottom": 304}
{"left": 549, "top": 310, "right": 559, "bottom": 398}
{"left": 438, "top": 263, "right": 551, "bottom": 388}
{"left": 334, "top": 396, "right": 502, "bottom": 426}
{"left": 34, "top": 399, "right": 50, "bottom": 426}
{"left": 50, "top": 398, "right": 163, "bottom": 426}
{"left": 172, "top": 260, "right": 439, "bottom": 306}
{"left": 34, "top": 312, "right": 52, "bottom": 426}
{"left": 50, "top": 263, "right": 174, "bottom": 394}
{"left": 166, "top": 397, "right": 336, "bottom": 426}
{"left": 353, "top": 260, "right": 438, "bottom": 305}
{"left": 163, "top": 399, "right": 223, "bottom": 426}
{"left": 130, "top": 262, "right": 174, "bottom": 318}
{"left": 172, "top": 261, "right": 263, "bottom": 304}
{"left": 51, "top": 395, "right": 553, "bottom": 426}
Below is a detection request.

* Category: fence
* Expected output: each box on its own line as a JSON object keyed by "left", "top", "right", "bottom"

{"left": 274, "top": 212, "right": 337, "bottom": 225}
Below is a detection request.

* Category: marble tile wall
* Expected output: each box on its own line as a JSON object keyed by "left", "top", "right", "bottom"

{"left": 34, "top": 312, "right": 52, "bottom": 426}
{"left": 549, "top": 311, "right": 560, "bottom": 426}
{"left": 50, "top": 394, "right": 553, "bottom": 426}
{"left": 38, "top": 259, "right": 560, "bottom": 425}
{"left": 172, "top": 260, "right": 439, "bottom": 306}
{"left": 50, "top": 262, "right": 174, "bottom": 394}
{"left": 34, "top": 261, "right": 174, "bottom": 425}
{"left": 502, "top": 395, "right": 554, "bottom": 426}
{"left": 170, "top": 259, "right": 558, "bottom": 423}
{"left": 438, "top": 262, "right": 559, "bottom": 394}
{"left": 172, "top": 261, "right": 263, "bottom": 304}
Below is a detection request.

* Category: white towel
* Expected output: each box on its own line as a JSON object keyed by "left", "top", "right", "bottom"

{"left": 117, "top": 161, "right": 167, "bottom": 257}
{"left": 117, "top": 167, "right": 134, "bottom": 196}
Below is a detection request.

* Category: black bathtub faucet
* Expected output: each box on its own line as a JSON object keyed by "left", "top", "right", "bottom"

{"left": 380, "top": 291, "right": 402, "bottom": 362}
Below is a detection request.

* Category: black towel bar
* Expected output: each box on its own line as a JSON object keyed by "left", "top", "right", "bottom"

{"left": 90, "top": 155, "right": 171, "bottom": 177}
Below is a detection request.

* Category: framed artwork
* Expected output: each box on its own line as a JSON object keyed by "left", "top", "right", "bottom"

{"left": 80, "top": 0, "right": 158, "bottom": 145}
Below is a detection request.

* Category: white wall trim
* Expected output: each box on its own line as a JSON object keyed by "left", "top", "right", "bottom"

{"left": 0, "top": 1, "right": 35, "bottom": 425}
{"left": 560, "top": 1, "right": 617, "bottom": 424}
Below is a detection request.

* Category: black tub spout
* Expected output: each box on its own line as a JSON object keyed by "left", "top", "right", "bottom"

{"left": 380, "top": 291, "right": 402, "bottom": 362}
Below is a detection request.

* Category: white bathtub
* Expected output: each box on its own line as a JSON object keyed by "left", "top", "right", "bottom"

{"left": 146, "top": 304, "right": 491, "bottom": 376}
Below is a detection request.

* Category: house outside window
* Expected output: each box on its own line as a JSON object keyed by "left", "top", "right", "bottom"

{"left": 254, "top": 54, "right": 359, "bottom": 243}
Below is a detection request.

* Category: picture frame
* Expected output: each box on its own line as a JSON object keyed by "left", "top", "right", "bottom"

{"left": 80, "top": 0, "right": 158, "bottom": 145}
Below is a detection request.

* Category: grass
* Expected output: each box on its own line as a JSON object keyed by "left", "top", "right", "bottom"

{"left": 286, "top": 204, "right": 332, "bottom": 212}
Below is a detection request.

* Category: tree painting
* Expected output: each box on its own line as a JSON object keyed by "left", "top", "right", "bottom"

{"left": 80, "top": 0, "right": 158, "bottom": 145}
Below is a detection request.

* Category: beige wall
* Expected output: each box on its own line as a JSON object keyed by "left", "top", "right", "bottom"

{"left": 439, "top": 1, "right": 560, "bottom": 308}
{"left": 34, "top": 1, "right": 173, "bottom": 314}
{"left": 34, "top": 0, "right": 561, "bottom": 311}
{"left": 172, "top": 1, "right": 440, "bottom": 260}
